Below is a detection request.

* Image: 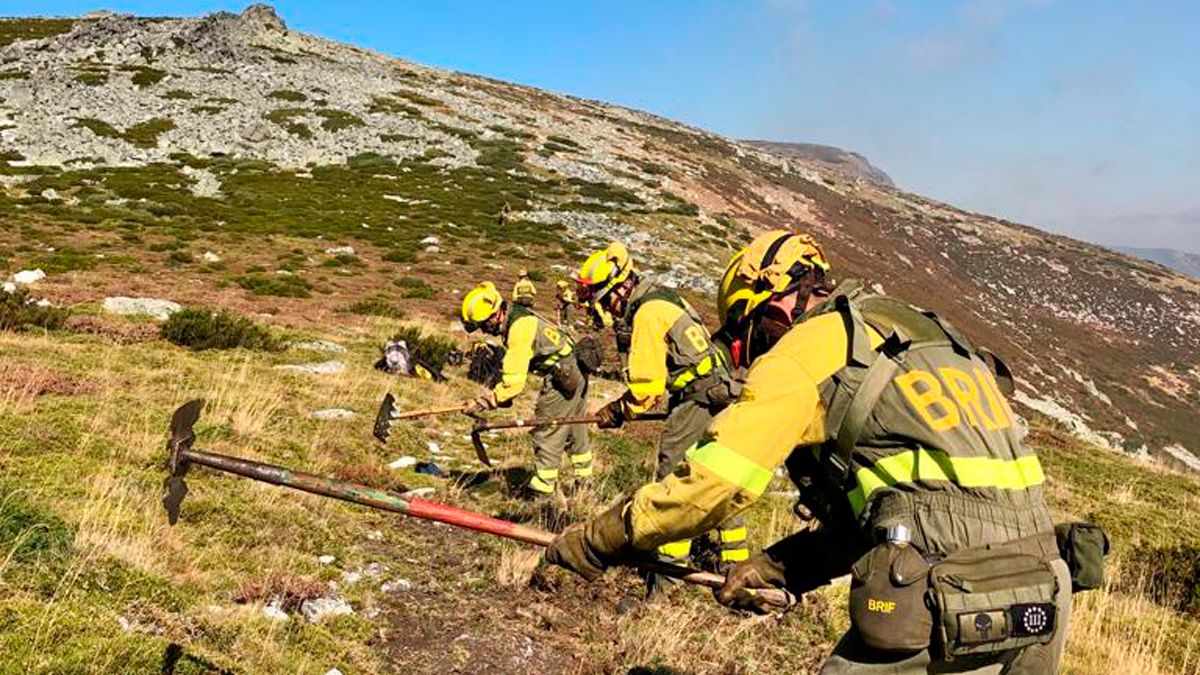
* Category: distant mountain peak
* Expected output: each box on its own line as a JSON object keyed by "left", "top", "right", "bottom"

{"left": 1114, "top": 246, "right": 1200, "bottom": 280}
{"left": 742, "top": 140, "right": 895, "bottom": 188}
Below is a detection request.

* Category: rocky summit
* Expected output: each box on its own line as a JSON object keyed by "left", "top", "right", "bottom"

{"left": 1, "top": 5, "right": 1197, "bottom": 462}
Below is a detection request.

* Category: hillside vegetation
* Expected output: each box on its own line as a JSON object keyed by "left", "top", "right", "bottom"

{"left": 0, "top": 7, "right": 1198, "bottom": 674}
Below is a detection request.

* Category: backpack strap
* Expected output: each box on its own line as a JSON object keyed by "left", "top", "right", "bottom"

{"left": 976, "top": 347, "right": 1015, "bottom": 396}
{"left": 826, "top": 329, "right": 911, "bottom": 482}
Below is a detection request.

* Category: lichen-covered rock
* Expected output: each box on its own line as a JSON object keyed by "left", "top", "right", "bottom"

{"left": 102, "top": 296, "right": 181, "bottom": 320}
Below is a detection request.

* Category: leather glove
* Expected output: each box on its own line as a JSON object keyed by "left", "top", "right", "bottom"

{"left": 594, "top": 400, "right": 626, "bottom": 429}
{"left": 544, "top": 499, "right": 632, "bottom": 581}
{"left": 715, "top": 551, "right": 788, "bottom": 614}
{"left": 463, "top": 392, "right": 498, "bottom": 415}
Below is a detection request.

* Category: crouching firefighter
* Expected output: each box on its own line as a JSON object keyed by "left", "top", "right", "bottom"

{"left": 575, "top": 243, "right": 749, "bottom": 578}
{"left": 548, "top": 229, "right": 1071, "bottom": 674}
{"left": 460, "top": 282, "right": 591, "bottom": 497}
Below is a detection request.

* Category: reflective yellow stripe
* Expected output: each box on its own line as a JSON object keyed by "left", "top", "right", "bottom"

{"left": 718, "top": 527, "right": 747, "bottom": 544}
{"left": 569, "top": 452, "right": 593, "bottom": 466}
{"left": 536, "top": 468, "right": 559, "bottom": 480}
{"left": 658, "top": 540, "right": 691, "bottom": 560}
{"left": 847, "top": 449, "right": 1046, "bottom": 516}
{"left": 540, "top": 343, "right": 572, "bottom": 369}
{"left": 628, "top": 378, "right": 667, "bottom": 399}
{"left": 720, "top": 548, "right": 751, "bottom": 562}
{"left": 669, "top": 354, "right": 715, "bottom": 391}
{"left": 573, "top": 465, "right": 593, "bottom": 478}
{"left": 685, "top": 442, "right": 774, "bottom": 496}
{"left": 528, "top": 475, "right": 556, "bottom": 494}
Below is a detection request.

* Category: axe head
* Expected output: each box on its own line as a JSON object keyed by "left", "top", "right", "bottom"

{"left": 164, "top": 399, "right": 203, "bottom": 525}
{"left": 373, "top": 393, "right": 397, "bottom": 444}
{"left": 469, "top": 420, "right": 494, "bottom": 468}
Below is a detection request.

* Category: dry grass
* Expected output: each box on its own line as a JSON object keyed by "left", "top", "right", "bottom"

{"left": 495, "top": 543, "right": 541, "bottom": 587}
{"left": 1066, "top": 580, "right": 1200, "bottom": 674}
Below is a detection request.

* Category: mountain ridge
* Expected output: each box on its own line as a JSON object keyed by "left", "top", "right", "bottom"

{"left": 1114, "top": 246, "right": 1200, "bottom": 280}
{"left": 742, "top": 140, "right": 895, "bottom": 188}
{"left": 1, "top": 5, "right": 1197, "bottom": 461}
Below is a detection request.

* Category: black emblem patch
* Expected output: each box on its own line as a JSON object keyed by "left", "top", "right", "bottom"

{"left": 1009, "top": 603, "right": 1056, "bottom": 638}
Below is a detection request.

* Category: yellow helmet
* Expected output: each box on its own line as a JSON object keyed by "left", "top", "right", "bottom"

{"left": 718, "top": 229, "right": 830, "bottom": 325}
{"left": 577, "top": 241, "right": 633, "bottom": 302}
{"left": 518, "top": 268, "right": 529, "bottom": 277}
{"left": 461, "top": 282, "right": 503, "bottom": 326}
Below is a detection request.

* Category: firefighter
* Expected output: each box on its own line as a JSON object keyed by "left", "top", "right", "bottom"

{"left": 513, "top": 269, "right": 537, "bottom": 307}
{"left": 548, "top": 230, "right": 1070, "bottom": 673}
{"left": 575, "top": 243, "right": 749, "bottom": 578}
{"left": 460, "top": 282, "right": 590, "bottom": 496}
{"left": 555, "top": 279, "right": 576, "bottom": 325}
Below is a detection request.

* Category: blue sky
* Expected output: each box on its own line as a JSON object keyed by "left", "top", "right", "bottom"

{"left": 6, "top": 0, "right": 1199, "bottom": 252}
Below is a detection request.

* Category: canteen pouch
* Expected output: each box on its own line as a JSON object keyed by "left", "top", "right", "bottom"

{"left": 929, "top": 550, "right": 1058, "bottom": 659}
{"left": 550, "top": 360, "right": 583, "bottom": 399}
{"left": 848, "top": 542, "right": 933, "bottom": 652}
{"left": 1054, "top": 523, "right": 1109, "bottom": 592}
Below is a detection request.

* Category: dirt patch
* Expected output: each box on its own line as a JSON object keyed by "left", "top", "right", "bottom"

{"left": 0, "top": 359, "right": 97, "bottom": 397}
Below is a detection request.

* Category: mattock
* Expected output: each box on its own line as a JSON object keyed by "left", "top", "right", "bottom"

{"left": 469, "top": 412, "right": 668, "bottom": 467}
{"left": 163, "top": 400, "right": 793, "bottom": 609}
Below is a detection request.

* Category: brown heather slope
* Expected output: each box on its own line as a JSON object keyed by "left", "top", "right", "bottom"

{"left": 0, "top": 9, "right": 1199, "bottom": 674}
{"left": 6, "top": 6, "right": 1192, "bottom": 461}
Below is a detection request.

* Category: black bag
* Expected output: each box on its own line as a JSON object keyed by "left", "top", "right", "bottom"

{"left": 550, "top": 360, "right": 584, "bottom": 399}
{"left": 467, "top": 343, "right": 506, "bottom": 388}
{"left": 574, "top": 336, "right": 605, "bottom": 376}
{"left": 1054, "top": 523, "right": 1109, "bottom": 592}
{"left": 848, "top": 542, "right": 934, "bottom": 652}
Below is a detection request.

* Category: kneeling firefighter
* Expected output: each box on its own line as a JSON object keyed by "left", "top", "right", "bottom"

{"left": 576, "top": 243, "right": 749, "bottom": 576}
{"left": 460, "top": 282, "right": 591, "bottom": 496}
{"left": 548, "top": 230, "right": 1073, "bottom": 673}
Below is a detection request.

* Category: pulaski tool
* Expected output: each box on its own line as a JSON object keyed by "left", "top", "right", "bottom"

{"left": 163, "top": 400, "right": 790, "bottom": 609}
{"left": 468, "top": 412, "right": 668, "bottom": 467}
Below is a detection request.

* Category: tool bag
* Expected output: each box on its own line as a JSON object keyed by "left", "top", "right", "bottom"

{"left": 549, "top": 358, "right": 584, "bottom": 399}
{"left": 848, "top": 541, "right": 934, "bottom": 652}
{"left": 927, "top": 546, "right": 1058, "bottom": 659}
{"left": 574, "top": 336, "right": 605, "bottom": 376}
{"left": 1054, "top": 522, "right": 1109, "bottom": 592}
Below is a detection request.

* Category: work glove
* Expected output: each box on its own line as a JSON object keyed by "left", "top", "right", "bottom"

{"left": 463, "top": 392, "right": 498, "bottom": 415}
{"left": 715, "top": 551, "right": 788, "bottom": 615}
{"left": 594, "top": 400, "right": 626, "bottom": 429}
{"left": 545, "top": 499, "right": 632, "bottom": 582}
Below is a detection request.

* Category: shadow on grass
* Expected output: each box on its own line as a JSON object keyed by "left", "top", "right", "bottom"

{"left": 161, "top": 643, "right": 235, "bottom": 674}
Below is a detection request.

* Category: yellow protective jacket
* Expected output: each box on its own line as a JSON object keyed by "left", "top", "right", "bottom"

{"left": 618, "top": 282, "right": 727, "bottom": 416}
{"left": 493, "top": 305, "right": 573, "bottom": 403}
{"left": 627, "top": 290, "right": 1049, "bottom": 556}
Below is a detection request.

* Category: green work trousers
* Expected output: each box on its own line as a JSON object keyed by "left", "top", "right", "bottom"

{"left": 527, "top": 365, "right": 590, "bottom": 494}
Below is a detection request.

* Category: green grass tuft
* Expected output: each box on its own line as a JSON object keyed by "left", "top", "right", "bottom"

{"left": 0, "top": 18, "right": 76, "bottom": 47}
{"left": 346, "top": 295, "right": 405, "bottom": 318}
{"left": 268, "top": 89, "right": 307, "bottom": 102}
{"left": 394, "top": 276, "right": 435, "bottom": 299}
{"left": 0, "top": 289, "right": 70, "bottom": 331}
{"left": 236, "top": 273, "right": 311, "bottom": 298}
{"left": 161, "top": 307, "right": 280, "bottom": 351}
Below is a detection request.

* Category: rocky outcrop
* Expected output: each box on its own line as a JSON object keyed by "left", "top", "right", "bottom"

{"left": 1, "top": 6, "right": 1198, "bottom": 458}
{"left": 743, "top": 141, "right": 895, "bottom": 188}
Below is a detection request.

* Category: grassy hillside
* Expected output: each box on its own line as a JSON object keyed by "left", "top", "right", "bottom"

{"left": 1, "top": 289, "right": 1198, "bottom": 673}
{"left": 1, "top": 10, "right": 1198, "bottom": 674}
